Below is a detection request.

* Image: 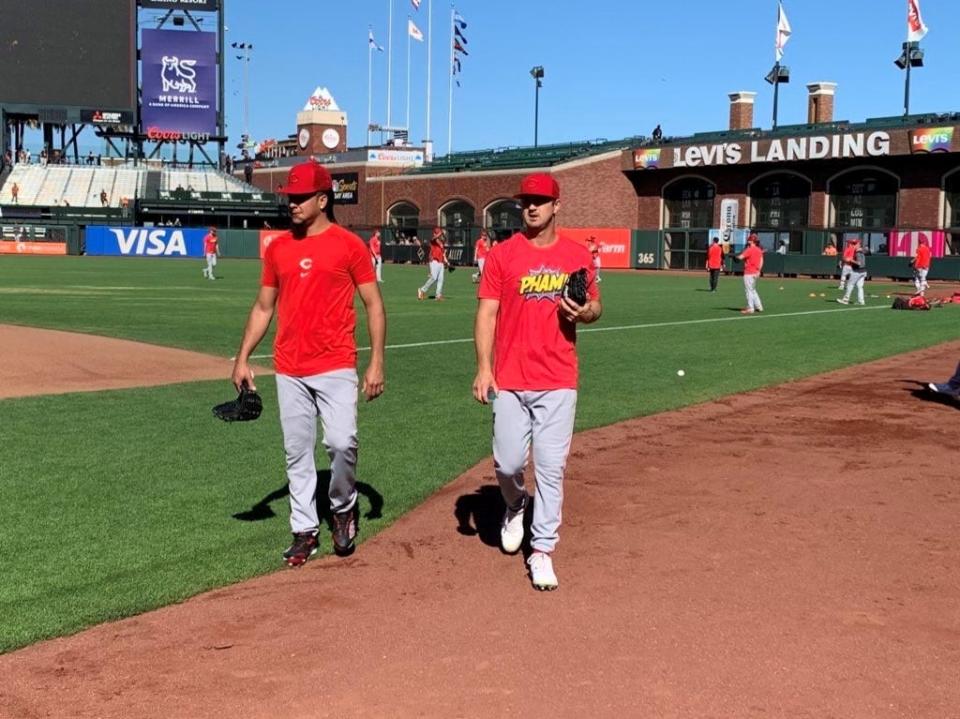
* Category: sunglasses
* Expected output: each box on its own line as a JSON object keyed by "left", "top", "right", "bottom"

{"left": 287, "top": 192, "right": 318, "bottom": 205}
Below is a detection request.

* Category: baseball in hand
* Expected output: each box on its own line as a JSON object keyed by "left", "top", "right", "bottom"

{"left": 677, "top": 369, "right": 685, "bottom": 377}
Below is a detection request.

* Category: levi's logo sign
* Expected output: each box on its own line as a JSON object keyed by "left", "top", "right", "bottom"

{"left": 910, "top": 127, "right": 954, "bottom": 153}
{"left": 110, "top": 229, "right": 188, "bottom": 255}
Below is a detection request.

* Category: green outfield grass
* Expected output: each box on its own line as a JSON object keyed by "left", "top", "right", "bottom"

{"left": 1, "top": 255, "right": 958, "bottom": 652}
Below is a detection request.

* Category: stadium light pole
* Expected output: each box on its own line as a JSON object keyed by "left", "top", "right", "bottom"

{"left": 530, "top": 66, "right": 544, "bottom": 147}
{"left": 231, "top": 42, "right": 253, "bottom": 146}
{"left": 895, "top": 41, "right": 924, "bottom": 117}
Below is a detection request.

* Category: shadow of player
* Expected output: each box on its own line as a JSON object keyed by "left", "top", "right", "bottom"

{"left": 454, "top": 483, "right": 533, "bottom": 553}
{"left": 233, "top": 469, "right": 384, "bottom": 522}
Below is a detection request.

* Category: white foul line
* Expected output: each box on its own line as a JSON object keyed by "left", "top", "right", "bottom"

{"left": 238, "top": 305, "right": 886, "bottom": 361}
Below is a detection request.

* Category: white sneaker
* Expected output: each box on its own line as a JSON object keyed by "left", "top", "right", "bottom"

{"left": 500, "top": 496, "right": 526, "bottom": 554}
{"left": 836, "top": 298, "right": 849, "bottom": 305}
{"left": 527, "top": 551, "right": 558, "bottom": 591}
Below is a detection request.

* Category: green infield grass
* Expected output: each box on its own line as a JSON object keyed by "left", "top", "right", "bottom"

{"left": 1, "top": 255, "right": 957, "bottom": 652}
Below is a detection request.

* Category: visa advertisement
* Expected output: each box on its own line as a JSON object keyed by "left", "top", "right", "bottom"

{"left": 141, "top": 29, "right": 217, "bottom": 137}
{"left": 563, "top": 228, "right": 631, "bottom": 269}
{"left": 85, "top": 227, "right": 207, "bottom": 257}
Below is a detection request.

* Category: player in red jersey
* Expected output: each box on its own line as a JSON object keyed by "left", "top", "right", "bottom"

{"left": 231, "top": 161, "right": 386, "bottom": 567}
{"left": 473, "top": 172, "right": 602, "bottom": 591}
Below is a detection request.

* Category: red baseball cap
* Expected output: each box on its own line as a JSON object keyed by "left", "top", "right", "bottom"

{"left": 277, "top": 161, "right": 333, "bottom": 194}
{"left": 514, "top": 173, "right": 560, "bottom": 200}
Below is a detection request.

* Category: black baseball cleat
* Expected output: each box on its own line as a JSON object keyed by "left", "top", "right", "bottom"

{"left": 283, "top": 532, "right": 319, "bottom": 568}
{"left": 331, "top": 506, "right": 359, "bottom": 557}
{"left": 927, "top": 382, "right": 960, "bottom": 398}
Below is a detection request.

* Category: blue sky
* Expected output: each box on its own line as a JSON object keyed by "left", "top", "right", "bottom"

{"left": 210, "top": 1, "right": 958, "bottom": 154}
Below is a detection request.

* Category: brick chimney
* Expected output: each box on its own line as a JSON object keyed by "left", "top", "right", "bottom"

{"left": 807, "top": 82, "right": 837, "bottom": 124}
{"left": 728, "top": 92, "right": 757, "bottom": 131}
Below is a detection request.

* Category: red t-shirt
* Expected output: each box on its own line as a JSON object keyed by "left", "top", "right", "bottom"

{"left": 475, "top": 238, "right": 489, "bottom": 260}
{"left": 842, "top": 245, "right": 856, "bottom": 263}
{"left": 260, "top": 224, "right": 376, "bottom": 377}
{"left": 914, "top": 244, "right": 931, "bottom": 270}
{"left": 706, "top": 243, "right": 723, "bottom": 269}
{"left": 369, "top": 235, "right": 381, "bottom": 257}
{"left": 429, "top": 237, "right": 445, "bottom": 262}
{"left": 741, "top": 244, "right": 763, "bottom": 275}
{"left": 478, "top": 231, "right": 599, "bottom": 391}
{"left": 203, "top": 234, "right": 218, "bottom": 254}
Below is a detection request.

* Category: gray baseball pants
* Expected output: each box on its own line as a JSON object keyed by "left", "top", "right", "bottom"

{"left": 276, "top": 369, "right": 359, "bottom": 534}
{"left": 842, "top": 270, "right": 866, "bottom": 304}
{"left": 493, "top": 389, "right": 577, "bottom": 553}
{"left": 839, "top": 264, "right": 852, "bottom": 289}
{"left": 914, "top": 268, "right": 929, "bottom": 294}
{"left": 743, "top": 274, "right": 763, "bottom": 312}
{"left": 419, "top": 260, "right": 445, "bottom": 296}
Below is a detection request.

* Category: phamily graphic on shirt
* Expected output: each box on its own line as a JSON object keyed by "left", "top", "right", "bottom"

{"left": 518, "top": 266, "right": 569, "bottom": 300}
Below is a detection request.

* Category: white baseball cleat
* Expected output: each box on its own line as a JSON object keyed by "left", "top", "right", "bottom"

{"left": 527, "top": 551, "right": 558, "bottom": 591}
{"left": 500, "top": 495, "right": 527, "bottom": 554}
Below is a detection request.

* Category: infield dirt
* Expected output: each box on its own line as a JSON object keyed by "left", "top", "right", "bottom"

{"left": 1, "top": 341, "right": 958, "bottom": 718}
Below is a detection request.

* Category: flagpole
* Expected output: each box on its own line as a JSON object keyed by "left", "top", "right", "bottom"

{"left": 447, "top": 5, "right": 454, "bottom": 154}
{"left": 406, "top": 17, "right": 412, "bottom": 135}
{"left": 772, "top": 1, "right": 780, "bottom": 129}
{"left": 387, "top": 0, "right": 394, "bottom": 127}
{"left": 426, "top": 0, "right": 432, "bottom": 144}
{"left": 368, "top": 29, "right": 374, "bottom": 146}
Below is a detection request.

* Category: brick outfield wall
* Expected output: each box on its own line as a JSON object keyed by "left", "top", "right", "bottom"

{"left": 632, "top": 153, "right": 960, "bottom": 230}
{"left": 244, "top": 149, "right": 959, "bottom": 232}
{"left": 247, "top": 153, "right": 639, "bottom": 230}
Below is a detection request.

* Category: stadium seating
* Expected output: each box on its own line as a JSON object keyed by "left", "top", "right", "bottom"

{"left": 0, "top": 164, "right": 147, "bottom": 207}
{"left": 160, "top": 167, "right": 255, "bottom": 194}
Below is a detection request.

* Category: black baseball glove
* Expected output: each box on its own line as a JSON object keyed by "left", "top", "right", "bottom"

{"left": 213, "top": 385, "right": 263, "bottom": 422}
{"left": 563, "top": 268, "right": 589, "bottom": 306}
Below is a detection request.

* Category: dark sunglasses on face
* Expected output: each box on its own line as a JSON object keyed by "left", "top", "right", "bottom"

{"left": 287, "top": 192, "right": 317, "bottom": 205}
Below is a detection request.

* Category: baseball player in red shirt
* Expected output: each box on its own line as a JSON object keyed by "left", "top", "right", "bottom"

{"left": 736, "top": 233, "right": 764, "bottom": 314}
{"left": 473, "top": 172, "right": 602, "bottom": 591}
{"left": 838, "top": 238, "right": 857, "bottom": 291}
{"left": 912, "top": 236, "right": 932, "bottom": 296}
{"left": 202, "top": 227, "right": 220, "bottom": 280}
{"left": 706, "top": 236, "right": 723, "bottom": 292}
{"left": 369, "top": 229, "right": 383, "bottom": 283}
{"left": 472, "top": 229, "right": 490, "bottom": 284}
{"left": 417, "top": 227, "right": 449, "bottom": 300}
{"left": 231, "top": 161, "right": 386, "bottom": 567}
{"left": 586, "top": 236, "right": 602, "bottom": 282}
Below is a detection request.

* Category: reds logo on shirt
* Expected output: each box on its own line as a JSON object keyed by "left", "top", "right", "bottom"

{"left": 518, "top": 266, "right": 569, "bottom": 300}
{"left": 299, "top": 257, "right": 313, "bottom": 278}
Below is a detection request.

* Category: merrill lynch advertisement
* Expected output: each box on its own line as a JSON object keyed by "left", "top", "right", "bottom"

{"left": 332, "top": 173, "right": 359, "bottom": 204}
{"left": 141, "top": 30, "right": 217, "bottom": 137}
{"left": 86, "top": 227, "right": 206, "bottom": 257}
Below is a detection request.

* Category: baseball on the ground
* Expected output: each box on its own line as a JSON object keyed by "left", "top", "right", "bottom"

{"left": 677, "top": 369, "right": 685, "bottom": 377}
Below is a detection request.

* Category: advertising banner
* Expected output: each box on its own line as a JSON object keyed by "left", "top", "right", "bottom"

{"left": 719, "top": 198, "right": 739, "bottom": 243}
{"left": 332, "top": 173, "right": 359, "bottom": 204}
{"left": 85, "top": 226, "right": 206, "bottom": 257}
{"left": 140, "top": 0, "right": 219, "bottom": 10}
{"left": 81, "top": 109, "right": 135, "bottom": 126}
{"left": 0, "top": 241, "right": 66, "bottom": 255}
{"left": 888, "top": 230, "right": 946, "bottom": 258}
{"left": 367, "top": 149, "right": 425, "bottom": 166}
{"left": 563, "top": 228, "right": 631, "bottom": 269}
{"left": 141, "top": 29, "right": 217, "bottom": 137}
{"left": 909, "top": 127, "right": 954, "bottom": 154}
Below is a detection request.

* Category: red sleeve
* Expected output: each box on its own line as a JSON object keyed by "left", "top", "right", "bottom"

{"left": 348, "top": 236, "right": 377, "bottom": 285}
{"left": 260, "top": 244, "right": 278, "bottom": 287}
{"left": 477, "top": 245, "right": 503, "bottom": 299}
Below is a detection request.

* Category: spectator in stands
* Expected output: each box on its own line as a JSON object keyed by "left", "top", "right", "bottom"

{"left": 652, "top": 124, "right": 663, "bottom": 142}
{"left": 3, "top": 149, "right": 11, "bottom": 168}
{"left": 822, "top": 240, "right": 838, "bottom": 256}
{"left": 24, "top": 148, "right": 32, "bottom": 164}
{"left": 17, "top": 147, "right": 25, "bottom": 164}
{"left": 62, "top": 199, "right": 71, "bottom": 207}
{"left": 40, "top": 148, "right": 48, "bottom": 167}
{"left": 244, "top": 162, "right": 253, "bottom": 185}
{"left": 99, "top": 189, "right": 109, "bottom": 207}
{"left": 173, "top": 218, "right": 181, "bottom": 227}
{"left": 86, "top": 150, "right": 95, "bottom": 166}
{"left": 10, "top": 182, "right": 19, "bottom": 204}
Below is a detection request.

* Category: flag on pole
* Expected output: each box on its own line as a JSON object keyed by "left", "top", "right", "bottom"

{"left": 411, "top": 0, "right": 421, "bottom": 9}
{"left": 454, "top": 39, "right": 468, "bottom": 55}
{"left": 369, "top": 29, "right": 384, "bottom": 52}
{"left": 775, "top": 2, "right": 791, "bottom": 62}
{"left": 454, "top": 26, "right": 467, "bottom": 44}
{"left": 408, "top": 18, "right": 424, "bottom": 42}
{"left": 907, "top": 0, "right": 928, "bottom": 42}
{"left": 454, "top": 11, "right": 467, "bottom": 29}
